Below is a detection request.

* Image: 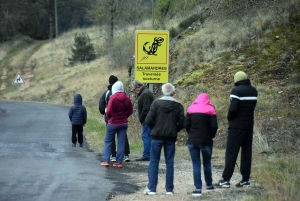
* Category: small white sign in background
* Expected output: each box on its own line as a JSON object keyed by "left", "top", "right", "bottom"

{"left": 12, "top": 73, "right": 25, "bottom": 84}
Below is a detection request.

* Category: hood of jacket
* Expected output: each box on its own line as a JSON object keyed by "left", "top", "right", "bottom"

{"left": 187, "top": 93, "right": 216, "bottom": 115}
{"left": 74, "top": 94, "right": 82, "bottom": 105}
{"left": 112, "top": 81, "right": 124, "bottom": 95}
{"left": 156, "top": 96, "right": 181, "bottom": 113}
{"left": 234, "top": 79, "right": 251, "bottom": 87}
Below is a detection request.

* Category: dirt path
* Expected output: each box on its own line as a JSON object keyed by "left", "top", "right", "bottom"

{"left": 103, "top": 153, "right": 262, "bottom": 201}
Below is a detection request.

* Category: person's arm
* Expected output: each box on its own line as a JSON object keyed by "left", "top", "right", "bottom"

{"left": 125, "top": 97, "right": 133, "bottom": 118}
{"left": 145, "top": 102, "right": 156, "bottom": 129}
{"left": 99, "top": 91, "right": 107, "bottom": 115}
{"left": 184, "top": 113, "right": 191, "bottom": 133}
{"left": 140, "top": 94, "right": 152, "bottom": 122}
{"left": 106, "top": 95, "right": 114, "bottom": 119}
{"left": 83, "top": 106, "right": 87, "bottom": 125}
{"left": 68, "top": 107, "right": 73, "bottom": 122}
{"left": 177, "top": 105, "right": 185, "bottom": 132}
{"left": 227, "top": 88, "right": 240, "bottom": 121}
{"left": 210, "top": 115, "right": 218, "bottom": 138}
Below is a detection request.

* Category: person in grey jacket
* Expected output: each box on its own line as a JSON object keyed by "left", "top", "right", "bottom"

{"left": 143, "top": 83, "right": 185, "bottom": 195}
{"left": 69, "top": 94, "right": 87, "bottom": 147}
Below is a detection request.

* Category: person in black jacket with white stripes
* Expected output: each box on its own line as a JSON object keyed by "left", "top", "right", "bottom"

{"left": 217, "top": 71, "right": 258, "bottom": 188}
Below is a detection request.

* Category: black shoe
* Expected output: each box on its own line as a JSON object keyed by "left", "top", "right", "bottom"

{"left": 215, "top": 180, "right": 230, "bottom": 188}
{"left": 236, "top": 180, "right": 250, "bottom": 187}
{"left": 72, "top": 143, "right": 76, "bottom": 147}
{"left": 206, "top": 185, "right": 215, "bottom": 191}
{"left": 135, "top": 157, "right": 150, "bottom": 161}
{"left": 192, "top": 190, "right": 202, "bottom": 196}
{"left": 79, "top": 143, "right": 83, "bottom": 147}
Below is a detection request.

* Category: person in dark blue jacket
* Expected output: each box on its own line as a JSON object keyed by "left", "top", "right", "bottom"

{"left": 69, "top": 94, "right": 87, "bottom": 147}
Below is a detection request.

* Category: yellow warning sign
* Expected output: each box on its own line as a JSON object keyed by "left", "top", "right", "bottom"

{"left": 135, "top": 30, "right": 169, "bottom": 83}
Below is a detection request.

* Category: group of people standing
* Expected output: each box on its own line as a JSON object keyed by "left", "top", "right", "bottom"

{"left": 69, "top": 70, "right": 257, "bottom": 196}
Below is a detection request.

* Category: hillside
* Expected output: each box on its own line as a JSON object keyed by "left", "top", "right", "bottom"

{"left": 1, "top": 0, "right": 300, "bottom": 200}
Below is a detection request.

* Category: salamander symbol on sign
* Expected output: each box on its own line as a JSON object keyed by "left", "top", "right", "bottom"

{"left": 141, "top": 37, "right": 164, "bottom": 61}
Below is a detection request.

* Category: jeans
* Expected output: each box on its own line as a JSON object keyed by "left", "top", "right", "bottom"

{"left": 105, "top": 117, "right": 130, "bottom": 156}
{"left": 142, "top": 124, "right": 151, "bottom": 158}
{"left": 147, "top": 139, "right": 175, "bottom": 192}
{"left": 103, "top": 124, "right": 128, "bottom": 163}
{"left": 187, "top": 144, "right": 213, "bottom": 190}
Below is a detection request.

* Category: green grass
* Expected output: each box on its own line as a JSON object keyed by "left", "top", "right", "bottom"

{"left": 251, "top": 155, "right": 300, "bottom": 201}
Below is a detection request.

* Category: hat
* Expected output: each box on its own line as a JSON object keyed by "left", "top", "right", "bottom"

{"left": 234, "top": 71, "right": 248, "bottom": 83}
{"left": 109, "top": 75, "right": 118, "bottom": 85}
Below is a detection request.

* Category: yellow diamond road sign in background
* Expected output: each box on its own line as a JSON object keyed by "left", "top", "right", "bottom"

{"left": 135, "top": 30, "right": 169, "bottom": 83}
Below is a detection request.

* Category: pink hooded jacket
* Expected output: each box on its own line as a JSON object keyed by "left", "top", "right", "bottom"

{"left": 187, "top": 93, "right": 216, "bottom": 115}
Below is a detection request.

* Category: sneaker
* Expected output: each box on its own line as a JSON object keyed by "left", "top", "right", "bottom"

{"left": 143, "top": 186, "right": 156, "bottom": 195}
{"left": 192, "top": 190, "right": 202, "bottom": 196}
{"left": 101, "top": 162, "right": 109, "bottom": 167}
{"left": 124, "top": 155, "right": 130, "bottom": 162}
{"left": 206, "top": 185, "right": 215, "bottom": 191}
{"left": 72, "top": 143, "right": 76, "bottom": 147}
{"left": 236, "top": 180, "right": 250, "bottom": 187}
{"left": 166, "top": 192, "right": 174, "bottom": 195}
{"left": 216, "top": 180, "right": 230, "bottom": 188}
{"left": 79, "top": 143, "right": 83, "bottom": 147}
{"left": 135, "top": 157, "right": 150, "bottom": 161}
{"left": 113, "top": 162, "right": 123, "bottom": 168}
{"left": 110, "top": 156, "right": 116, "bottom": 162}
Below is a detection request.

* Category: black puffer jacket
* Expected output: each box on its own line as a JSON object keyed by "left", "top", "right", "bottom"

{"left": 69, "top": 94, "right": 87, "bottom": 125}
{"left": 185, "top": 114, "right": 218, "bottom": 146}
{"left": 227, "top": 79, "right": 258, "bottom": 129}
{"left": 145, "top": 96, "right": 185, "bottom": 142}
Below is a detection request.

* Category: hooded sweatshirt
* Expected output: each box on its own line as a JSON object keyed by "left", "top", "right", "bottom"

{"left": 68, "top": 94, "right": 87, "bottom": 125}
{"left": 184, "top": 93, "right": 218, "bottom": 145}
{"left": 106, "top": 81, "right": 133, "bottom": 125}
{"left": 145, "top": 96, "right": 185, "bottom": 141}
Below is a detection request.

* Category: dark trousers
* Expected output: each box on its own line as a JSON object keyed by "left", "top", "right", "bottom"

{"left": 105, "top": 117, "right": 130, "bottom": 156}
{"left": 222, "top": 128, "right": 253, "bottom": 181}
{"left": 72, "top": 125, "right": 83, "bottom": 144}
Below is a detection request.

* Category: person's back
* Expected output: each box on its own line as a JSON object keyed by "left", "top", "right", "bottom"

{"left": 68, "top": 94, "right": 87, "bottom": 147}
{"left": 143, "top": 83, "right": 184, "bottom": 195}
{"left": 185, "top": 93, "right": 218, "bottom": 146}
{"left": 227, "top": 79, "right": 258, "bottom": 129}
{"left": 146, "top": 96, "right": 184, "bottom": 141}
{"left": 69, "top": 94, "right": 87, "bottom": 125}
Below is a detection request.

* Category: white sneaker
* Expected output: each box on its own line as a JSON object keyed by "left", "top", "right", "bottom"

{"left": 166, "top": 192, "right": 174, "bottom": 195}
{"left": 143, "top": 186, "right": 156, "bottom": 195}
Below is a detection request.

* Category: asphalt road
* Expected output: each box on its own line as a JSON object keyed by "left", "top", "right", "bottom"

{"left": 0, "top": 101, "right": 114, "bottom": 201}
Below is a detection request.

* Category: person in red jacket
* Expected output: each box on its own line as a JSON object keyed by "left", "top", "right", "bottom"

{"left": 101, "top": 81, "right": 133, "bottom": 168}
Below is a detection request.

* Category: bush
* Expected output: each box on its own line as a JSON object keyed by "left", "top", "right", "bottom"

{"left": 169, "top": 27, "right": 180, "bottom": 38}
{"left": 68, "top": 33, "right": 96, "bottom": 63}
{"left": 178, "top": 14, "right": 201, "bottom": 31}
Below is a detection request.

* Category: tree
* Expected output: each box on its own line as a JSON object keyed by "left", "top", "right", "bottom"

{"left": 68, "top": 33, "right": 96, "bottom": 64}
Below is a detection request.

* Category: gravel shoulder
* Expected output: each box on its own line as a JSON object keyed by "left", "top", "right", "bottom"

{"left": 99, "top": 152, "right": 263, "bottom": 201}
